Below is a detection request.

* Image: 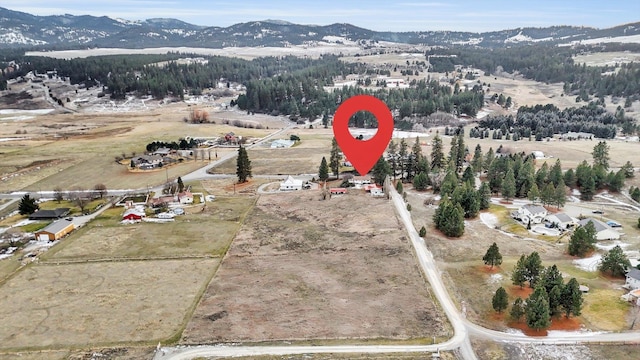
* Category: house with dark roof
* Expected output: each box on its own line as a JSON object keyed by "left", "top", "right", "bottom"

{"left": 578, "top": 218, "right": 621, "bottom": 240}
{"left": 34, "top": 219, "right": 74, "bottom": 241}
{"left": 545, "top": 213, "right": 577, "bottom": 229}
{"left": 625, "top": 268, "right": 640, "bottom": 290}
{"left": 29, "top": 208, "right": 70, "bottom": 220}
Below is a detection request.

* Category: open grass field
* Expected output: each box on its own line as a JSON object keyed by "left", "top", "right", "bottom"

{"left": 0, "top": 258, "right": 218, "bottom": 350}
{"left": 181, "top": 190, "right": 451, "bottom": 344}
{"left": 0, "top": 105, "right": 283, "bottom": 192}
{"left": 210, "top": 128, "right": 334, "bottom": 175}
{"left": 41, "top": 196, "right": 255, "bottom": 261}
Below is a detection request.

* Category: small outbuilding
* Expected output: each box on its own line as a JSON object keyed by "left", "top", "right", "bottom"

{"left": 35, "top": 219, "right": 75, "bottom": 241}
{"left": 625, "top": 268, "right": 640, "bottom": 291}
{"left": 330, "top": 188, "right": 347, "bottom": 195}
{"left": 545, "top": 213, "right": 577, "bottom": 229}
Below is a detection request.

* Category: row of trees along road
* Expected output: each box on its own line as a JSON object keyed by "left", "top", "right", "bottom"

{"left": 18, "top": 184, "right": 109, "bottom": 216}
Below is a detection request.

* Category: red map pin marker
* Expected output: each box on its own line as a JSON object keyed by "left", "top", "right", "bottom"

{"left": 333, "top": 94, "right": 393, "bottom": 176}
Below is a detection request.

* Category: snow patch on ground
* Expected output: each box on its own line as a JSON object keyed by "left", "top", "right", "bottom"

{"left": 506, "top": 343, "right": 594, "bottom": 360}
{"left": 488, "top": 273, "right": 503, "bottom": 284}
{"left": 0, "top": 109, "right": 55, "bottom": 115}
{"left": 480, "top": 213, "right": 498, "bottom": 229}
{"left": 573, "top": 254, "right": 602, "bottom": 272}
{"left": 595, "top": 240, "right": 630, "bottom": 251}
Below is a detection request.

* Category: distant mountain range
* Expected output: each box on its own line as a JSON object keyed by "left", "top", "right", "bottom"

{"left": 1, "top": 6, "right": 639, "bottom": 49}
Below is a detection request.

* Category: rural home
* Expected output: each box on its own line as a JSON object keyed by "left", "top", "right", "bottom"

{"left": 578, "top": 218, "right": 621, "bottom": 240}
{"left": 280, "top": 176, "right": 303, "bottom": 191}
{"left": 625, "top": 268, "right": 640, "bottom": 290}
{"left": 330, "top": 188, "right": 347, "bottom": 195}
{"left": 532, "top": 151, "right": 545, "bottom": 159}
{"left": 370, "top": 188, "right": 385, "bottom": 197}
{"left": 132, "top": 155, "right": 163, "bottom": 168}
{"left": 122, "top": 209, "right": 146, "bottom": 221}
{"left": 349, "top": 176, "right": 372, "bottom": 186}
{"left": 178, "top": 191, "right": 194, "bottom": 204}
{"left": 29, "top": 208, "right": 70, "bottom": 220}
{"left": 545, "top": 213, "right": 577, "bottom": 229}
{"left": 517, "top": 204, "right": 548, "bottom": 224}
{"left": 153, "top": 147, "right": 172, "bottom": 156}
{"left": 35, "top": 219, "right": 74, "bottom": 241}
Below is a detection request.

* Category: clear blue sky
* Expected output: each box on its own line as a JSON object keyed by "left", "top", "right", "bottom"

{"left": 3, "top": 0, "right": 639, "bottom": 32}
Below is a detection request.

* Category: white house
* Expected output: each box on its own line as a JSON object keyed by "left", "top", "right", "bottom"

{"left": 370, "top": 188, "right": 385, "bottom": 197}
{"left": 517, "top": 204, "right": 548, "bottom": 224}
{"left": 545, "top": 213, "right": 577, "bottom": 229}
{"left": 178, "top": 191, "right": 194, "bottom": 204}
{"left": 625, "top": 269, "right": 640, "bottom": 291}
{"left": 578, "top": 218, "right": 621, "bottom": 241}
{"left": 280, "top": 176, "right": 303, "bottom": 191}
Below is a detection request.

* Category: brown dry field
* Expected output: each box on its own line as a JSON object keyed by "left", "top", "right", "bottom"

{"left": 181, "top": 190, "right": 451, "bottom": 344}
{"left": 0, "top": 98, "right": 287, "bottom": 192}
{"left": 0, "top": 258, "right": 218, "bottom": 350}
{"left": 209, "top": 127, "right": 333, "bottom": 175}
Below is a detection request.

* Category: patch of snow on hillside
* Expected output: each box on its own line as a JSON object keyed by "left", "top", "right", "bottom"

{"left": 451, "top": 37, "right": 483, "bottom": 45}
{"left": 505, "top": 31, "right": 554, "bottom": 44}
{"left": 322, "top": 35, "right": 357, "bottom": 45}
{"left": 562, "top": 34, "right": 640, "bottom": 46}
{"left": 0, "top": 31, "right": 47, "bottom": 45}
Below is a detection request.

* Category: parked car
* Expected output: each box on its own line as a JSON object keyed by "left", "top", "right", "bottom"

{"left": 592, "top": 210, "right": 604, "bottom": 214}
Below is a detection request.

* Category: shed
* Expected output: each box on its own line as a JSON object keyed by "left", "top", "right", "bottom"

{"left": 545, "top": 213, "right": 577, "bottom": 229}
{"left": 330, "top": 188, "right": 347, "bottom": 195}
{"left": 34, "top": 219, "right": 74, "bottom": 241}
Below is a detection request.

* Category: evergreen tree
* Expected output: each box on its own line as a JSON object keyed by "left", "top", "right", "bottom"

{"left": 492, "top": 287, "right": 509, "bottom": 313}
{"left": 524, "top": 252, "right": 543, "bottom": 288}
{"left": 330, "top": 137, "right": 342, "bottom": 179}
{"left": 535, "top": 162, "right": 549, "bottom": 189}
{"left": 540, "top": 182, "right": 555, "bottom": 206}
{"left": 548, "top": 159, "right": 563, "bottom": 187}
{"left": 580, "top": 173, "right": 596, "bottom": 201}
{"left": 483, "top": 242, "right": 503, "bottom": 268}
{"left": 459, "top": 183, "right": 480, "bottom": 218}
{"left": 318, "top": 156, "right": 329, "bottom": 182}
{"left": 541, "top": 265, "right": 564, "bottom": 295}
{"left": 471, "top": 144, "right": 483, "bottom": 173}
{"left": 434, "top": 198, "right": 465, "bottom": 237}
{"left": 398, "top": 138, "right": 408, "bottom": 181}
{"left": 396, "top": 181, "right": 403, "bottom": 194}
{"left": 419, "top": 226, "right": 427, "bottom": 237}
{"left": 478, "top": 182, "right": 491, "bottom": 210}
{"left": 528, "top": 182, "right": 540, "bottom": 203}
{"left": 608, "top": 170, "right": 625, "bottom": 192}
{"left": 599, "top": 245, "right": 631, "bottom": 277}
{"left": 411, "top": 137, "right": 423, "bottom": 177}
{"left": 448, "top": 135, "right": 458, "bottom": 170}
{"left": 455, "top": 133, "right": 465, "bottom": 173}
{"left": 177, "top": 176, "right": 184, "bottom": 193}
{"left": 592, "top": 141, "right": 610, "bottom": 170}
{"left": 18, "top": 194, "right": 39, "bottom": 215}
{"left": 621, "top": 161, "right": 635, "bottom": 178}
{"left": 553, "top": 182, "right": 566, "bottom": 209}
{"left": 236, "top": 145, "right": 252, "bottom": 183}
{"left": 484, "top": 147, "right": 495, "bottom": 171}
{"left": 563, "top": 168, "right": 576, "bottom": 188}
{"left": 430, "top": 134, "right": 445, "bottom": 171}
{"left": 526, "top": 286, "right": 551, "bottom": 331}
{"left": 462, "top": 166, "right": 475, "bottom": 186}
{"left": 548, "top": 285, "right": 563, "bottom": 317}
{"left": 511, "top": 255, "right": 527, "bottom": 288}
{"left": 440, "top": 169, "right": 458, "bottom": 197}
{"left": 560, "top": 278, "right": 583, "bottom": 318}
{"left": 413, "top": 172, "right": 429, "bottom": 191}
{"left": 501, "top": 168, "right": 516, "bottom": 200}
{"left": 516, "top": 160, "right": 535, "bottom": 198}
{"left": 510, "top": 297, "right": 525, "bottom": 322}
{"left": 387, "top": 140, "right": 398, "bottom": 180}
{"left": 569, "top": 221, "right": 597, "bottom": 257}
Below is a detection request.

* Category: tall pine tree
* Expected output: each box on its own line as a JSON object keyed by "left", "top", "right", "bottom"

{"left": 236, "top": 145, "right": 252, "bottom": 183}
